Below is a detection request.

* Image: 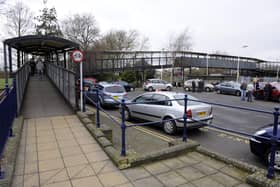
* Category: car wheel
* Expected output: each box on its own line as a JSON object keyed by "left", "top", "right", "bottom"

{"left": 124, "top": 108, "right": 131, "bottom": 121}
{"left": 148, "top": 87, "right": 153, "bottom": 92}
{"left": 163, "top": 117, "right": 177, "bottom": 135}
{"left": 205, "top": 87, "right": 210, "bottom": 92}
{"left": 236, "top": 91, "right": 241, "bottom": 96}
{"left": 216, "top": 89, "right": 221, "bottom": 94}
{"left": 185, "top": 87, "right": 190, "bottom": 92}
{"left": 166, "top": 86, "right": 172, "bottom": 91}
{"left": 266, "top": 148, "right": 280, "bottom": 170}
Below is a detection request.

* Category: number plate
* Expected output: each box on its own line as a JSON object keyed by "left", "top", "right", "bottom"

{"left": 198, "top": 111, "right": 206, "bottom": 117}
{"left": 113, "top": 96, "right": 118, "bottom": 100}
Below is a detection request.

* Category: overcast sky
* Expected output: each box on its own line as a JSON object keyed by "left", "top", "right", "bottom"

{"left": 1, "top": 0, "right": 280, "bottom": 64}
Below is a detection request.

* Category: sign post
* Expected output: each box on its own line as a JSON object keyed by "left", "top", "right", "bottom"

{"left": 71, "top": 50, "right": 84, "bottom": 112}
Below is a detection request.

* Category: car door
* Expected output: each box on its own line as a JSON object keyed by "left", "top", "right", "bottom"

{"left": 129, "top": 93, "right": 154, "bottom": 120}
{"left": 222, "top": 83, "right": 231, "bottom": 94}
{"left": 159, "top": 80, "right": 166, "bottom": 90}
{"left": 147, "top": 94, "right": 170, "bottom": 121}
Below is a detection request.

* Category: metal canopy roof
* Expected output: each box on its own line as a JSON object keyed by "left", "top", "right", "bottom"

{"left": 3, "top": 35, "right": 79, "bottom": 55}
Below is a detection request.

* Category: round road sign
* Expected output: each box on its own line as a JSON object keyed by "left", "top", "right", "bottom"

{"left": 71, "top": 50, "right": 84, "bottom": 63}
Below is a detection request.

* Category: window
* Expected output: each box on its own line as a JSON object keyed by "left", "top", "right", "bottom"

{"left": 105, "top": 86, "right": 125, "bottom": 93}
{"left": 134, "top": 94, "right": 153, "bottom": 103}
{"left": 152, "top": 94, "right": 171, "bottom": 106}
{"left": 174, "top": 94, "right": 199, "bottom": 106}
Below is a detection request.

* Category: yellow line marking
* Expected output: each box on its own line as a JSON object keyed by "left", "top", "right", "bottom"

{"left": 98, "top": 110, "right": 174, "bottom": 142}
{"left": 205, "top": 126, "right": 249, "bottom": 140}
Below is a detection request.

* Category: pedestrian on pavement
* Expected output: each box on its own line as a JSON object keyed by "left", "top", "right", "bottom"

{"left": 29, "top": 58, "right": 36, "bottom": 76}
{"left": 263, "top": 83, "right": 272, "bottom": 101}
{"left": 36, "top": 60, "right": 44, "bottom": 80}
{"left": 247, "top": 83, "right": 254, "bottom": 102}
{"left": 192, "top": 80, "right": 196, "bottom": 92}
{"left": 240, "top": 81, "right": 247, "bottom": 101}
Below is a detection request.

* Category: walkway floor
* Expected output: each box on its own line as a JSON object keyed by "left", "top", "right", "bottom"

{"left": 21, "top": 75, "right": 73, "bottom": 119}
{"left": 12, "top": 115, "right": 252, "bottom": 187}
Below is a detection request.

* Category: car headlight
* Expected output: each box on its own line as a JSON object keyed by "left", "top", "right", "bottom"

{"left": 254, "top": 129, "right": 266, "bottom": 136}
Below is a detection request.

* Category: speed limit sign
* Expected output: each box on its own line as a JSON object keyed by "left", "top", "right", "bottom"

{"left": 71, "top": 50, "right": 84, "bottom": 63}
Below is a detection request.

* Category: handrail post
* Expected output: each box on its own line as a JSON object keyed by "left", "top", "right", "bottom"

{"left": 82, "top": 90, "right": 86, "bottom": 112}
{"left": 182, "top": 94, "right": 188, "bottom": 142}
{"left": 96, "top": 88, "right": 100, "bottom": 128}
{"left": 267, "top": 107, "right": 279, "bottom": 179}
{"left": 121, "top": 99, "right": 126, "bottom": 156}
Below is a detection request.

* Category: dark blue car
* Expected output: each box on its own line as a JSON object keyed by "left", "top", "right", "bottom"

{"left": 250, "top": 124, "right": 280, "bottom": 170}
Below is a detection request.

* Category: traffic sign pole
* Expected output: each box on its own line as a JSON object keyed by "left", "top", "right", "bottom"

{"left": 71, "top": 50, "right": 85, "bottom": 112}
{"left": 80, "top": 62, "right": 83, "bottom": 112}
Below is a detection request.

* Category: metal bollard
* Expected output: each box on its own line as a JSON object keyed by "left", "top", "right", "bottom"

{"left": 267, "top": 107, "right": 279, "bottom": 179}
{"left": 182, "top": 94, "right": 188, "bottom": 142}
{"left": 96, "top": 89, "right": 100, "bottom": 128}
{"left": 82, "top": 91, "right": 86, "bottom": 112}
{"left": 121, "top": 99, "right": 126, "bottom": 156}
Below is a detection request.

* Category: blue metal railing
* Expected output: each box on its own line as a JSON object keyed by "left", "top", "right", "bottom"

{"left": 84, "top": 90, "right": 279, "bottom": 179}
{"left": 0, "top": 79, "right": 17, "bottom": 178}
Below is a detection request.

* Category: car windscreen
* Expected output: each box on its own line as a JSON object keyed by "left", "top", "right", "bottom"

{"left": 174, "top": 94, "right": 199, "bottom": 106}
{"left": 104, "top": 86, "right": 125, "bottom": 93}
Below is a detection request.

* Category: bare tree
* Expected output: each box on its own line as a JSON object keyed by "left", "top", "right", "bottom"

{"left": 95, "top": 30, "right": 145, "bottom": 51}
{"left": 5, "top": 1, "right": 33, "bottom": 37}
{"left": 167, "top": 28, "right": 192, "bottom": 51}
{"left": 0, "top": 0, "right": 6, "bottom": 14}
{"left": 62, "top": 13, "right": 100, "bottom": 50}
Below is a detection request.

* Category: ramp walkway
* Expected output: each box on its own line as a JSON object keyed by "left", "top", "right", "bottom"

{"left": 21, "top": 75, "right": 73, "bottom": 119}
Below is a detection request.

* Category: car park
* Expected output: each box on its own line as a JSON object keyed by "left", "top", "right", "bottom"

{"left": 113, "top": 80, "right": 135, "bottom": 92}
{"left": 250, "top": 124, "right": 280, "bottom": 170}
{"left": 86, "top": 83, "right": 127, "bottom": 107}
{"left": 215, "top": 81, "right": 242, "bottom": 96}
{"left": 124, "top": 92, "right": 213, "bottom": 134}
{"left": 143, "top": 79, "right": 173, "bottom": 91}
{"left": 184, "top": 79, "right": 214, "bottom": 92}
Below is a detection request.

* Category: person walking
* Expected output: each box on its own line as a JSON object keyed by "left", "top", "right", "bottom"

{"left": 240, "top": 81, "right": 247, "bottom": 101}
{"left": 30, "top": 59, "right": 36, "bottom": 76}
{"left": 247, "top": 83, "right": 253, "bottom": 102}
{"left": 192, "top": 80, "right": 196, "bottom": 92}
{"left": 36, "top": 60, "right": 44, "bottom": 80}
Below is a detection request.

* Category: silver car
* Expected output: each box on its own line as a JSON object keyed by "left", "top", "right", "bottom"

{"left": 125, "top": 92, "right": 213, "bottom": 134}
{"left": 143, "top": 79, "right": 173, "bottom": 91}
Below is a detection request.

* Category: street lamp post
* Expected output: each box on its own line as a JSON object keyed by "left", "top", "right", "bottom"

{"left": 236, "top": 45, "right": 248, "bottom": 82}
{"left": 206, "top": 54, "right": 209, "bottom": 76}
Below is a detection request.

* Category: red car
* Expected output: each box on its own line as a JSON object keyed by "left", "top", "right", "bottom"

{"left": 253, "top": 82, "right": 280, "bottom": 102}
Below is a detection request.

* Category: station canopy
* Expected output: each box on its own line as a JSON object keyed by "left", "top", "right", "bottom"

{"left": 4, "top": 35, "right": 79, "bottom": 56}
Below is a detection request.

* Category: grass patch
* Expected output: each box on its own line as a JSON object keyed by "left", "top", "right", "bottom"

{"left": 0, "top": 78, "right": 12, "bottom": 89}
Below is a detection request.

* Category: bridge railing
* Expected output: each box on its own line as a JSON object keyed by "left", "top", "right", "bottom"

{"left": 0, "top": 79, "right": 17, "bottom": 178}
{"left": 15, "top": 63, "right": 30, "bottom": 113}
{"left": 46, "top": 64, "right": 77, "bottom": 110}
{"left": 84, "top": 90, "right": 279, "bottom": 179}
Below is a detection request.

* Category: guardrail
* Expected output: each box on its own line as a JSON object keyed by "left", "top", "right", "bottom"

{"left": 15, "top": 63, "right": 30, "bottom": 113}
{"left": 84, "top": 90, "right": 279, "bottom": 179}
{"left": 0, "top": 79, "right": 17, "bottom": 178}
{"left": 46, "top": 64, "right": 77, "bottom": 110}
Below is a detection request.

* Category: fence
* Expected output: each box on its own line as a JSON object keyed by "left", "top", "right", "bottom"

{"left": 84, "top": 90, "right": 279, "bottom": 179}
{"left": 0, "top": 79, "right": 17, "bottom": 178}
{"left": 46, "top": 64, "right": 77, "bottom": 110}
{"left": 15, "top": 63, "right": 30, "bottom": 113}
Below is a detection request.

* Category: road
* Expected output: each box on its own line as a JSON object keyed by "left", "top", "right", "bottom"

{"left": 90, "top": 87, "right": 279, "bottom": 169}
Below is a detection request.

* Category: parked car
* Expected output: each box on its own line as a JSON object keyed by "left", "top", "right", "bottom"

{"left": 113, "top": 81, "right": 135, "bottom": 92}
{"left": 215, "top": 81, "right": 242, "bottom": 96}
{"left": 124, "top": 92, "right": 213, "bottom": 134}
{"left": 184, "top": 79, "right": 214, "bottom": 92}
{"left": 250, "top": 124, "right": 280, "bottom": 170}
{"left": 86, "top": 83, "right": 127, "bottom": 107}
{"left": 253, "top": 82, "right": 280, "bottom": 102}
{"left": 143, "top": 79, "right": 173, "bottom": 91}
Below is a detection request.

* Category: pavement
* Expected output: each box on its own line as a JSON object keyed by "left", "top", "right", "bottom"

{"left": 12, "top": 115, "right": 253, "bottom": 187}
